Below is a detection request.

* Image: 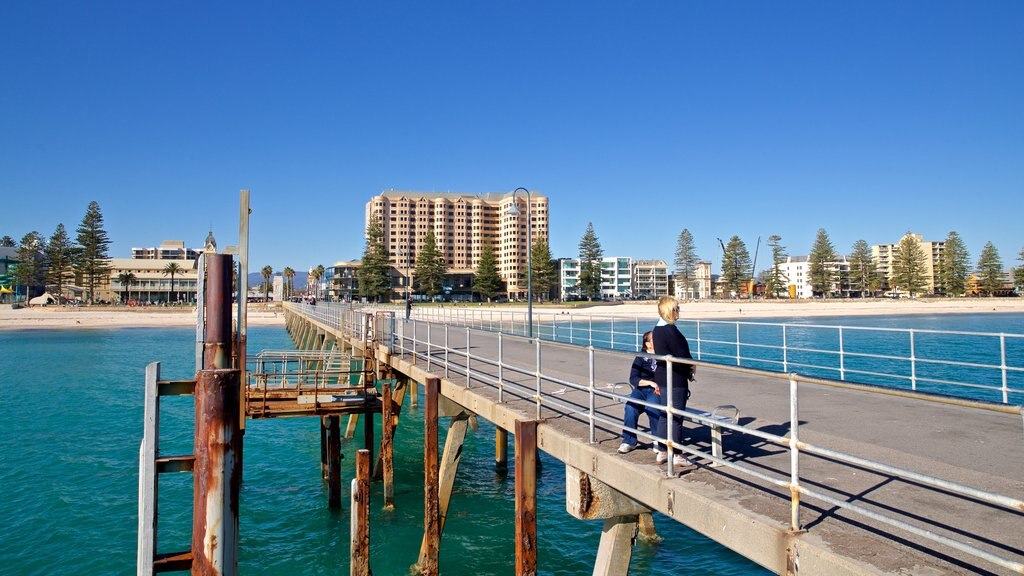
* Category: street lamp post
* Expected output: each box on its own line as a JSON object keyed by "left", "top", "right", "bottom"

{"left": 398, "top": 244, "right": 413, "bottom": 319}
{"left": 508, "top": 187, "right": 533, "bottom": 338}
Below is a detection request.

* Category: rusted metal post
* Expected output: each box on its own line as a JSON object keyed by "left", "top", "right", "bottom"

{"left": 204, "top": 254, "right": 233, "bottom": 370}
{"left": 382, "top": 383, "right": 395, "bottom": 510}
{"left": 515, "top": 419, "right": 538, "bottom": 576}
{"left": 363, "top": 395, "right": 375, "bottom": 467}
{"left": 326, "top": 415, "right": 342, "bottom": 509}
{"left": 495, "top": 427, "right": 508, "bottom": 475}
{"left": 420, "top": 377, "right": 440, "bottom": 575}
{"left": 192, "top": 368, "right": 241, "bottom": 576}
{"left": 351, "top": 449, "right": 371, "bottom": 576}
{"left": 320, "top": 416, "right": 328, "bottom": 480}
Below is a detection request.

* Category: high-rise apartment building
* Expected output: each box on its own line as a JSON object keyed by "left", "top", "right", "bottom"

{"left": 365, "top": 191, "right": 549, "bottom": 298}
{"left": 872, "top": 233, "right": 944, "bottom": 295}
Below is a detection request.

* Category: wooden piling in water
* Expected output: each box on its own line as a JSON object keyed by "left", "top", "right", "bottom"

{"left": 495, "top": 427, "right": 508, "bottom": 475}
{"left": 382, "top": 383, "right": 395, "bottom": 510}
{"left": 351, "top": 449, "right": 371, "bottom": 576}
{"left": 515, "top": 419, "right": 538, "bottom": 576}
{"left": 420, "top": 377, "right": 440, "bottom": 576}
{"left": 325, "top": 415, "right": 342, "bottom": 509}
{"left": 192, "top": 368, "right": 241, "bottom": 576}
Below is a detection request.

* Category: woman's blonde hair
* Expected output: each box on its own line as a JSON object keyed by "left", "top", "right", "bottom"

{"left": 657, "top": 296, "right": 678, "bottom": 323}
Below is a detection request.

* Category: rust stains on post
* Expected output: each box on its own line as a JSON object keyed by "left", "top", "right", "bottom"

{"left": 382, "top": 383, "right": 395, "bottom": 510}
{"left": 515, "top": 419, "right": 538, "bottom": 576}
{"left": 204, "top": 254, "right": 233, "bottom": 370}
{"left": 192, "top": 368, "right": 241, "bottom": 576}
{"left": 352, "top": 449, "right": 371, "bottom": 576}
{"left": 420, "top": 377, "right": 440, "bottom": 576}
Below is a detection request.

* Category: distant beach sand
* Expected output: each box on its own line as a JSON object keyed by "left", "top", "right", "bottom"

{"left": 2, "top": 298, "right": 1021, "bottom": 331}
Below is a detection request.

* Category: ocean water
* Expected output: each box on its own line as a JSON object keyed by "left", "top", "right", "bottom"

{"left": 0, "top": 326, "right": 765, "bottom": 575}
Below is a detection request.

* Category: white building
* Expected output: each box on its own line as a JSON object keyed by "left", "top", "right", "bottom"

{"left": 560, "top": 257, "right": 632, "bottom": 300}
{"left": 777, "top": 255, "right": 852, "bottom": 298}
{"left": 674, "top": 261, "right": 715, "bottom": 300}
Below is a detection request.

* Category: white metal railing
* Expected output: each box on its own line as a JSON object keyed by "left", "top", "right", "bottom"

{"left": 284, "top": 303, "right": 1024, "bottom": 574}
{"left": 399, "top": 306, "right": 1024, "bottom": 405}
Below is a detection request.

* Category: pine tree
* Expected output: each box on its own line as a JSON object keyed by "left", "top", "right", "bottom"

{"left": 1014, "top": 248, "right": 1024, "bottom": 293}
{"left": 358, "top": 217, "right": 392, "bottom": 302}
{"left": 577, "top": 223, "right": 604, "bottom": 301}
{"left": 975, "top": 242, "right": 1004, "bottom": 296}
{"left": 808, "top": 228, "right": 837, "bottom": 297}
{"left": 891, "top": 233, "right": 928, "bottom": 297}
{"left": 848, "top": 239, "right": 875, "bottom": 298}
{"left": 0, "top": 236, "right": 15, "bottom": 247}
{"left": 14, "top": 231, "right": 46, "bottom": 302}
{"left": 526, "top": 239, "right": 555, "bottom": 302}
{"left": 46, "top": 223, "right": 76, "bottom": 304}
{"left": 415, "top": 230, "right": 447, "bottom": 299}
{"left": 473, "top": 242, "right": 503, "bottom": 302}
{"left": 720, "top": 236, "right": 751, "bottom": 297}
{"left": 74, "top": 201, "right": 112, "bottom": 304}
{"left": 764, "top": 235, "right": 788, "bottom": 298}
{"left": 939, "top": 231, "right": 970, "bottom": 297}
{"left": 673, "top": 229, "right": 699, "bottom": 299}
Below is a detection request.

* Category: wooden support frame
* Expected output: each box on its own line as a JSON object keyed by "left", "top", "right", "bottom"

{"left": 515, "top": 419, "right": 538, "bottom": 576}
{"left": 381, "top": 383, "right": 395, "bottom": 509}
{"left": 324, "top": 415, "right": 342, "bottom": 509}
{"left": 593, "top": 516, "right": 638, "bottom": 576}
{"left": 351, "top": 449, "right": 371, "bottom": 576}
{"left": 420, "top": 377, "right": 440, "bottom": 575}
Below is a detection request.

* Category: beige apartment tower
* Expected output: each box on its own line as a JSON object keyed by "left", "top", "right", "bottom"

{"left": 872, "top": 232, "right": 944, "bottom": 295}
{"left": 366, "top": 191, "right": 549, "bottom": 298}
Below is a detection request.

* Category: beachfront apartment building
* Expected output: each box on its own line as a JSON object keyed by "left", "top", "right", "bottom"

{"left": 632, "top": 260, "right": 669, "bottom": 300}
{"left": 131, "top": 239, "right": 204, "bottom": 261}
{"left": 329, "top": 261, "right": 361, "bottom": 303}
{"left": 872, "top": 233, "right": 944, "bottom": 295}
{"left": 101, "top": 234, "right": 219, "bottom": 304}
{"left": 366, "top": 191, "right": 549, "bottom": 300}
{"left": 559, "top": 257, "right": 633, "bottom": 300}
{"left": 673, "top": 261, "right": 715, "bottom": 300}
{"left": 776, "top": 255, "right": 853, "bottom": 298}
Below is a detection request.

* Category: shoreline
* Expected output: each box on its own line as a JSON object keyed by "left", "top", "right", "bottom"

{"left": 1, "top": 298, "right": 1022, "bottom": 331}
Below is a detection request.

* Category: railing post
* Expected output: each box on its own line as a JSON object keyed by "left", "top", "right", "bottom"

{"left": 588, "top": 346, "right": 595, "bottom": 444}
{"left": 498, "top": 333, "right": 504, "bottom": 403}
{"left": 839, "top": 326, "right": 845, "bottom": 381}
{"left": 589, "top": 315, "right": 593, "bottom": 347}
{"left": 910, "top": 330, "right": 917, "bottom": 391}
{"left": 665, "top": 359, "right": 675, "bottom": 476}
{"left": 534, "top": 338, "right": 542, "bottom": 420}
{"left": 635, "top": 317, "right": 640, "bottom": 351}
{"left": 735, "top": 322, "right": 741, "bottom": 367}
{"left": 426, "top": 323, "right": 432, "bottom": 372}
{"left": 569, "top": 315, "right": 574, "bottom": 345}
{"left": 611, "top": 317, "right": 615, "bottom": 350}
{"left": 466, "top": 327, "right": 472, "bottom": 389}
{"left": 444, "top": 325, "right": 450, "bottom": 378}
{"left": 1000, "top": 334, "right": 1008, "bottom": 404}
{"left": 789, "top": 373, "right": 801, "bottom": 532}
{"left": 696, "top": 320, "right": 702, "bottom": 360}
{"left": 782, "top": 324, "right": 788, "bottom": 372}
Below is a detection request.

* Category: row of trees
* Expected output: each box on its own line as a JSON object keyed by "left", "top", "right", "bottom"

{"left": 673, "top": 227, "right": 1024, "bottom": 299}
{"left": 2, "top": 201, "right": 115, "bottom": 304}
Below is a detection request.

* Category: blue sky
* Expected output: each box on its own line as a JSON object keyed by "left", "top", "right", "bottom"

{"left": 2, "top": 2, "right": 1022, "bottom": 274}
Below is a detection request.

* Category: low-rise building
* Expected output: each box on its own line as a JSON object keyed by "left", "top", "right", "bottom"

{"left": 632, "top": 260, "right": 669, "bottom": 300}
{"left": 673, "top": 261, "right": 715, "bottom": 300}
{"left": 777, "top": 255, "right": 852, "bottom": 298}
{"left": 559, "top": 257, "right": 632, "bottom": 300}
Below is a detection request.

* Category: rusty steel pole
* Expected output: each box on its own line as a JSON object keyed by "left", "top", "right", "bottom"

{"left": 192, "top": 368, "right": 241, "bottom": 576}
{"left": 382, "top": 383, "right": 395, "bottom": 510}
{"left": 515, "top": 419, "right": 538, "bottom": 576}
{"left": 420, "top": 377, "right": 440, "bottom": 575}
{"left": 204, "top": 254, "right": 233, "bottom": 370}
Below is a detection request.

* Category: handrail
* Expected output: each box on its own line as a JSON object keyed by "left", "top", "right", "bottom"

{"left": 283, "top": 303, "right": 1024, "bottom": 574}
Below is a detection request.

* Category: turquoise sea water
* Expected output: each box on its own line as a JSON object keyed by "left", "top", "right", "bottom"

{"left": 0, "top": 326, "right": 765, "bottom": 575}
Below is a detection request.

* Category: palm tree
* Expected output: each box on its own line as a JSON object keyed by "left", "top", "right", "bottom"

{"left": 283, "top": 267, "right": 295, "bottom": 300}
{"left": 261, "top": 265, "right": 273, "bottom": 302}
{"left": 162, "top": 262, "right": 185, "bottom": 304}
{"left": 116, "top": 271, "right": 137, "bottom": 304}
{"left": 315, "top": 264, "right": 325, "bottom": 300}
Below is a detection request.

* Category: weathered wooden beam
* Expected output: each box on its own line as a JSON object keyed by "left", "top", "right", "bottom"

{"left": 419, "top": 377, "right": 440, "bottom": 576}
{"left": 351, "top": 449, "right": 371, "bottom": 576}
{"left": 515, "top": 419, "right": 538, "bottom": 576}
{"left": 593, "top": 516, "right": 638, "bottom": 576}
{"left": 373, "top": 376, "right": 408, "bottom": 480}
{"left": 495, "top": 427, "right": 508, "bottom": 475}
{"left": 192, "top": 368, "right": 241, "bottom": 576}
{"left": 418, "top": 409, "right": 470, "bottom": 566}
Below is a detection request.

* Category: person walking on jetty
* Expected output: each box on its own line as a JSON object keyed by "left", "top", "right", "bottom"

{"left": 652, "top": 296, "right": 695, "bottom": 467}
{"left": 618, "top": 331, "right": 661, "bottom": 453}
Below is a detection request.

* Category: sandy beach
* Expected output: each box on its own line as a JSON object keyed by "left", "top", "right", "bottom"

{"left": 2, "top": 298, "right": 1022, "bottom": 331}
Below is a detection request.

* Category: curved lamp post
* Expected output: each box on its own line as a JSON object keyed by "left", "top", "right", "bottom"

{"left": 508, "top": 187, "right": 533, "bottom": 338}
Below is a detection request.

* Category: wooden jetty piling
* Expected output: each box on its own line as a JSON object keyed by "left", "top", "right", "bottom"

{"left": 192, "top": 368, "right": 241, "bottom": 576}
{"left": 495, "top": 427, "right": 508, "bottom": 475}
{"left": 322, "top": 415, "right": 343, "bottom": 509}
{"left": 381, "top": 383, "right": 395, "bottom": 509}
{"left": 514, "top": 420, "right": 538, "bottom": 576}
{"left": 351, "top": 449, "right": 371, "bottom": 576}
{"left": 419, "top": 377, "right": 440, "bottom": 576}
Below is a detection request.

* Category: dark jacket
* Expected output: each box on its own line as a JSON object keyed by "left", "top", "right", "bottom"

{"left": 652, "top": 324, "right": 693, "bottom": 389}
{"left": 629, "top": 356, "right": 657, "bottom": 387}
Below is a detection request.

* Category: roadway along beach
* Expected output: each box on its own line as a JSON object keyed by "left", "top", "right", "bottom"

{"left": 2, "top": 298, "right": 1022, "bottom": 330}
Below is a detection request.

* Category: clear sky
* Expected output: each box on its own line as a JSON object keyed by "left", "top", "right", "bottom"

{"left": 2, "top": 2, "right": 1022, "bottom": 275}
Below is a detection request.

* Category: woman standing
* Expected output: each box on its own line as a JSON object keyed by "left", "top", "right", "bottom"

{"left": 652, "top": 296, "right": 694, "bottom": 466}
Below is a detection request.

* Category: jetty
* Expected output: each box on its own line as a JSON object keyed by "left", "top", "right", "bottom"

{"left": 135, "top": 242, "right": 1023, "bottom": 574}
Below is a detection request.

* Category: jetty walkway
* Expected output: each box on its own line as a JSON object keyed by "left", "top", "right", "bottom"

{"left": 285, "top": 302, "right": 1024, "bottom": 575}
